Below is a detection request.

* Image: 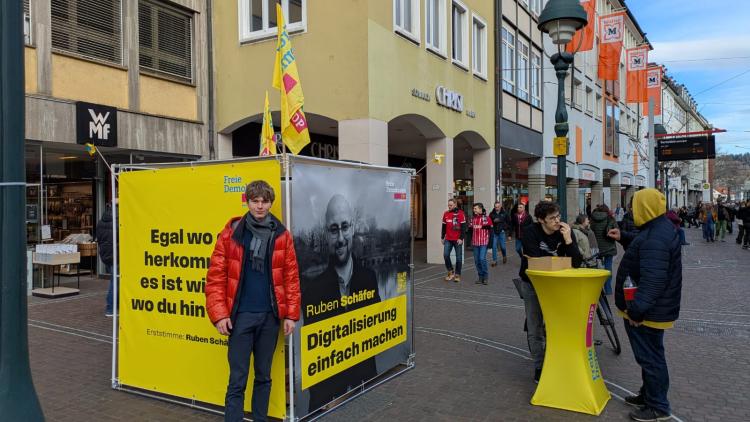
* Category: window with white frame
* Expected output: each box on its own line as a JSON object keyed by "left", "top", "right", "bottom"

{"left": 530, "top": 0, "right": 543, "bottom": 15}
{"left": 426, "top": 0, "right": 446, "bottom": 55}
{"left": 451, "top": 0, "right": 468, "bottom": 67}
{"left": 585, "top": 86, "right": 593, "bottom": 113}
{"left": 531, "top": 50, "right": 541, "bottom": 107}
{"left": 51, "top": 0, "right": 122, "bottom": 64}
{"left": 472, "top": 14, "right": 487, "bottom": 78}
{"left": 516, "top": 37, "right": 529, "bottom": 100}
{"left": 501, "top": 25, "right": 515, "bottom": 92}
{"left": 24, "top": 0, "right": 31, "bottom": 45}
{"left": 595, "top": 93, "right": 603, "bottom": 119}
{"left": 573, "top": 78, "right": 582, "bottom": 108}
{"left": 239, "top": 0, "right": 305, "bottom": 43}
{"left": 139, "top": 0, "right": 193, "bottom": 81}
{"left": 394, "top": 0, "right": 419, "bottom": 42}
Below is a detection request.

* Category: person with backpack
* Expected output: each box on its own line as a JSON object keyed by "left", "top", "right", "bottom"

{"left": 488, "top": 201, "right": 510, "bottom": 265}
{"left": 590, "top": 204, "right": 618, "bottom": 295}
{"left": 572, "top": 214, "right": 599, "bottom": 267}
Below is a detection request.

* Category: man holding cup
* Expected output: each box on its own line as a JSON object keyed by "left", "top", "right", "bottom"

{"left": 607, "top": 188, "right": 683, "bottom": 422}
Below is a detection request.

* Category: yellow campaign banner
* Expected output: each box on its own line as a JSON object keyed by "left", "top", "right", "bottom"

{"left": 118, "top": 159, "right": 286, "bottom": 418}
{"left": 300, "top": 295, "right": 407, "bottom": 389}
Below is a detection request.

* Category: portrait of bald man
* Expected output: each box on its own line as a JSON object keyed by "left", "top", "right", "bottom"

{"left": 301, "top": 194, "right": 380, "bottom": 411}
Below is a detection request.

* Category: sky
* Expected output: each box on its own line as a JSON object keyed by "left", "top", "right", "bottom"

{"left": 626, "top": 0, "right": 750, "bottom": 155}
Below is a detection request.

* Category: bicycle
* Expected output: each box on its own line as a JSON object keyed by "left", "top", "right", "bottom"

{"left": 584, "top": 253, "right": 622, "bottom": 355}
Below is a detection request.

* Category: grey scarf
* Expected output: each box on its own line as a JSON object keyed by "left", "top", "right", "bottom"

{"left": 244, "top": 214, "right": 276, "bottom": 274}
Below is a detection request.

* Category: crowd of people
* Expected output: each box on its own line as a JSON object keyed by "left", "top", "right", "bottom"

{"left": 440, "top": 191, "right": 688, "bottom": 422}
{"left": 659, "top": 201, "right": 750, "bottom": 248}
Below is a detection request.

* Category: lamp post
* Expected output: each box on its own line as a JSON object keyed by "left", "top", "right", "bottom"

{"left": 537, "top": 0, "right": 588, "bottom": 222}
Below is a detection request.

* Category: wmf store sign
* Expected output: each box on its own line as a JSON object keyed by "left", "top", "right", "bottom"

{"left": 76, "top": 101, "right": 118, "bottom": 147}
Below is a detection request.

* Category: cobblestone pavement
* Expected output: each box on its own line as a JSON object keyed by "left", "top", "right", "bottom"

{"left": 27, "top": 226, "right": 750, "bottom": 421}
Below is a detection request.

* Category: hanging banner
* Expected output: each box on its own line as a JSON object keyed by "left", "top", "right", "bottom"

{"left": 118, "top": 159, "right": 287, "bottom": 419}
{"left": 566, "top": 0, "right": 596, "bottom": 53}
{"left": 626, "top": 46, "right": 649, "bottom": 103}
{"left": 291, "top": 161, "right": 413, "bottom": 417}
{"left": 597, "top": 12, "right": 625, "bottom": 81}
{"left": 642, "top": 66, "right": 662, "bottom": 116}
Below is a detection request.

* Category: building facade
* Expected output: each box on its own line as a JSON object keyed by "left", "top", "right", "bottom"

{"left": 23, "top": 0, "right": 210, "bottom": 251}
{"left": 538, "top": 0, "right": 651, "bottom": 221}
{"left": 213, "top": 0, "right": 496, "bottom": 263}
{"left": 497, "top": 0, "right": 545, "bottom": 209}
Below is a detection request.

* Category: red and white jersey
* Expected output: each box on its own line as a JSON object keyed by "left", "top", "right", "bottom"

{"left": 471, "top": 214, "right": 491, "bottom": 246}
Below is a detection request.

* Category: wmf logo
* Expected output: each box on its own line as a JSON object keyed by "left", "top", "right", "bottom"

{"left": 88, "top": 109, "right": 112, "bottom": 140}
{"left": 76, "top": 102, "right": 117, "bottom": 147}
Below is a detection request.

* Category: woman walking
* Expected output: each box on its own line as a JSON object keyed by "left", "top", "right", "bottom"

{"left": 471, "top": 203, "right": 492, "bottom": 285}
{"left": 590, "top": 204, "right": 618, "bottom": 294}
{"left": 700, "top": 203, "right": 717, "bottom": 242}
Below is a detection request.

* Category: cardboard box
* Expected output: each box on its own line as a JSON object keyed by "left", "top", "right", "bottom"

{"left": 527, "top": 256, "right": 571, "bottom": 271}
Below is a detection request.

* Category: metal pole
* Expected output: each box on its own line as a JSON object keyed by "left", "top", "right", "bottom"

{"left": 0, "top": 0, "right": 45, "bottom": 419}
{"left": 551, "top": 51, "right": 573, "bottom": 222}
{"left": 648, "top": 98, "right": 656, "bottom": 188}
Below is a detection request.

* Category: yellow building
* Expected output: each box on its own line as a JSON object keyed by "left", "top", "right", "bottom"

{"left": 213, "top": 0, "right": 496, "bottom": 263}
{"left": 23, "top": 0, "right": 209, "bottom": 254}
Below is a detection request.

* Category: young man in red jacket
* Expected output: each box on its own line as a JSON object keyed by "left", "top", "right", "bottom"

{"left": 205, "top": 180, "right": 301, "bottom": 422}
{"left": 441, "top": 198, "right": 467, "bottom": 282}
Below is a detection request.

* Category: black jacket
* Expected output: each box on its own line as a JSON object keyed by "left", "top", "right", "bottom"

{"left": 519, "top": 223, "right": 583, "bottom": 283}
{"left": 95, "top": 206, "right": 114, "bottom": 266}
{"left": 738, "top": 206, "right": 750, "bottom": 225}
{"left": 488, "top": 208, "right": 510, "bottom": 234}
{"left": 614, "top": 215, "right": 682, "bottom": 323}
{"left": 510, "top": 212, "right": 534, "bottom": 239}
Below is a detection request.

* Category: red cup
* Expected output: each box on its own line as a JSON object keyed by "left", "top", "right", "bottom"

{"left": 623, "top": 286, "right": 637, "bottom": 301}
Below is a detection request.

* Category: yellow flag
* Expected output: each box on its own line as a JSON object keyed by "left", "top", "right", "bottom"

{"left": 272, "top": 3, "right": 310, "bottom": 154}
{"left": 260, "top": 91, "right": 276, "bottom": 156}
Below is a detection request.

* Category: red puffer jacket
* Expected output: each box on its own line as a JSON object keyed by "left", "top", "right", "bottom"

{"left": 205, "top": 214, "right": 301, "bottom": 324}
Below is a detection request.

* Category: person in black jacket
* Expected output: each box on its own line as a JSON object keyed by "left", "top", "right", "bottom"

{"left": 518, "top": 201, "right": 582, "bottom": 383}
{"left": 509, "top": 202, "right": 534, "bottom": 259}
{"left": 737, "top": 201, "right": 750, "bottom": 248}
{"left": 488, "top": 201, "right": 510, "bottom": 265}
{"left": 607, "top": 188, "right": 682, "bottom": 421}
{"left": 95, "top": 204, "right": 115, "bottom": 317}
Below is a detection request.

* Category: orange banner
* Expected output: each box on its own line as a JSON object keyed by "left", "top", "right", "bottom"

{"left": 642, "top": 66, "right": 662, "bottom": 116}
{"left": 566, "top": 0, "right": 596, "bottom": 53}
{"left": 626, "top": 47, "right": 649, "bottom": 103}
{"left": 597, "top": 12, "right": 625, "bottom": 81}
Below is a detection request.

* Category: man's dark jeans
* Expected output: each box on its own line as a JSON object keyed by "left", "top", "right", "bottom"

{"left": 624, "top": 321, "right": 671, "bottom": 415}
{"left": 105, "top": 265, "right": 114, "bottom": 314}
{"left": 225, "top": 312, "right": 280, "bottom": 422}
{"left": 443, "top": 240, "right": 463, "bottom": 275}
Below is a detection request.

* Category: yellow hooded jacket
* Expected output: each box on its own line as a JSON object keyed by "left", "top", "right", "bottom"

{"left": 617, "top": 189, "right": 675, "bottom": 329}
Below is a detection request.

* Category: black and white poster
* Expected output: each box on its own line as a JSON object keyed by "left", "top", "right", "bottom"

{"left": 291, "top": 160, "right": 413, "bottom": 416}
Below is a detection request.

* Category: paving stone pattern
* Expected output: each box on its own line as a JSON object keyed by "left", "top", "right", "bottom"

{"left": 26, "top": 226, "right": 750, "bottom": 421}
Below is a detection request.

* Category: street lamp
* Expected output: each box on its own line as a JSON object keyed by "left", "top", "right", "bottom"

{"left": 538, "top": 0, "right": 588, "bottom": 222}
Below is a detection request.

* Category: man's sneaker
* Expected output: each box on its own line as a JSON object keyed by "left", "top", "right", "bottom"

{"left": 533, "top": 368, "right": 542, "bottom": 384}
{"left": 491, "top": 261, "right": 497, "bottom": 267}
{"left": 629, "top": 406, "right": 671, "bottom": 421}
{"left": 105, "top": 312, "right": 113, "bottom": 317}
{"left": 482, "top": 277, "right": 488, "bottom": 285}
{"left": 445, "top": 271, "right": 454, "bottom": 281}
{"left": 503, "top": 256, "right": 507, "bottom": 264}
{"left": 453, "top": 274, "right": 461, "bottom": 283}
{"left": 475, "top": 278, "right": 482, "bottom": 284}
{"left": 624, "top": 394, "right": 645, "bottom": 408}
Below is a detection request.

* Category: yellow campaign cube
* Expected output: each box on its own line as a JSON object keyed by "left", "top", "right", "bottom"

{"left": 525, "top": 268, "right": 612, "bottom": 416}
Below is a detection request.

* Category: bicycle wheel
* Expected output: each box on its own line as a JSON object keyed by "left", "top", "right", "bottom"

{"left": 596, "top": 295, "right": 622, "bottom": 355}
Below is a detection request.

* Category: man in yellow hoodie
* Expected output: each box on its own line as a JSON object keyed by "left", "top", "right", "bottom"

{"left": 607, "top": 189, "right": 682, "bottom": 422}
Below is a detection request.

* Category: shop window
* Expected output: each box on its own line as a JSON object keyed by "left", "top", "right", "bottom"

{"left": 472, "top": 13, "right": 487, "bottom": 79}
{"left": 450, "top": 0, "right": 468, "bottom": 68}
{"left": 501, "top": 25, "right": 515, "bottom": 92}
{"left": 238, "top": 0, "right": 305, "bottom": 43}
{"left": 51, "top": 0, "right": 122, "bottom": 64}
{"left": 516, "top": 37, "right": 529, "bottom": 100}
{"left": 139, "top": 0, "right": 193, "bottom": 81}
{"left": 24, "top": 0, "right": 32, "bottom": 45}
{"left": 425, "top": 0, "right": 446, "bottom": 56}
{"left": 394, "top": 0, "right": 420, "bottom": 43}
{"left": 531, "top": 49, "right": 541, "bottom": 107}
